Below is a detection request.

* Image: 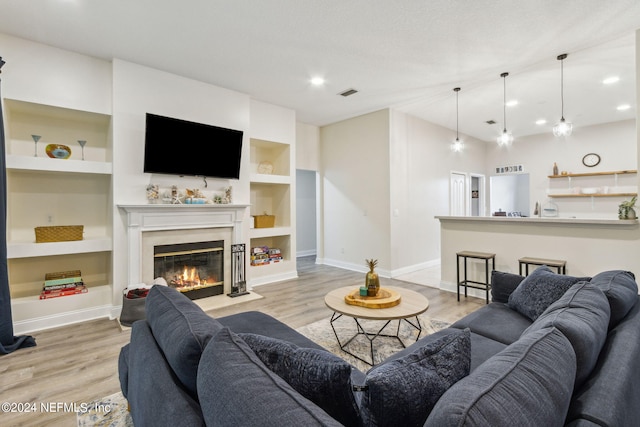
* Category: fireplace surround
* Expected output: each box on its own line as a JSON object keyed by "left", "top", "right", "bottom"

{"left": 119, "top": 204, "right": 249, "bottom": 297}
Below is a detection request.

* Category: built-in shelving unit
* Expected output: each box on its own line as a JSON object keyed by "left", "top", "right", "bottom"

{"left": 248, "top": 137, "right": 295, "bottom": 286}
{"left": 3, "top": 98, "right": 113, "bottom": 333}
{"left": 547, "top": 170, "right": 638, "bottom": 198}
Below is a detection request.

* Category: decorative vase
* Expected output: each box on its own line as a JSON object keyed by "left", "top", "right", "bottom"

{"left": 365, "top": 259, "right": 380, "bottom": 297}
{"left": 553, "top": 162, "right": 559, "bottom": 176}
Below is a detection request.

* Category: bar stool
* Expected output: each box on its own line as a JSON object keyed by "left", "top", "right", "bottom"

{"left": 456, "top": 251, "right": 495, "bottom": 304}
{"left": 518, "top": 257, "right": 566, "bottom": 276}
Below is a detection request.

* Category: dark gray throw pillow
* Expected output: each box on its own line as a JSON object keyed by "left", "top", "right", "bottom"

{"left": 239, "top": 333, "right": 361, "bottom": 427}
{"left": 507, "top": 266, "right": 590, "bottom": 321}
{"left": 360, "top": 328, "right": 471, "bottom": 427}
{"left": 491, "top": 270, "right": 525, "bottom": 303}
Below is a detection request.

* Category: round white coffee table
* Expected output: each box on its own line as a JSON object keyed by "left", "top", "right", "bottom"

{"left": 324, "top": 286, "right": 430, "bottom": 366}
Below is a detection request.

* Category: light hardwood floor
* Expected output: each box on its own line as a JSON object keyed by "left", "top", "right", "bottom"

{"left": 0, "top": 257, "right": 485, "bottom": 426}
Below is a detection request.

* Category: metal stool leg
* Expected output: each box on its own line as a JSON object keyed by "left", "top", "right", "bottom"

{"left": 456, "top": 254, "right": 461, "bottom": 301}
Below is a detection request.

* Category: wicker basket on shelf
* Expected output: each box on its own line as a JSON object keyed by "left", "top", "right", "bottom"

{"left": 34, "top": 225, "right": 84, "bottom": 243}
{"left": 254, "top": 214, "right": 275, "bottom": 228}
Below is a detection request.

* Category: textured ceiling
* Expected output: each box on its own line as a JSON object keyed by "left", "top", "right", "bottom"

{"left": 0, "top": 0, "right": 639, "bottom": 142}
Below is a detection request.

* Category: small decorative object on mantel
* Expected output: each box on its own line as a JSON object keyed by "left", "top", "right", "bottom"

{"left": 146, "top": 184, "right": 159, "bottom": 203}
{"left": 171, "top": 185, "right": 181, "bottom": 204}
{"left": 365, "top": 259, "right": 380, "bottom": 297}
{"left": 553, "top": 162, "right": 559, "bottom": 176}
{"left": 185, "top": 188, "right": 206, "bottom": 204}
{"left": 45, "top": 143, "right": 72, "bottom": 159}
{"left": 223, "top": 186, "right": 233, "bottom": 204}
{"left": 618, "top": 196, "right": 637, "bottom": 220}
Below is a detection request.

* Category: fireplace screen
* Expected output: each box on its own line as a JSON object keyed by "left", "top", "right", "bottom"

{"left": 153, "top": 240, "right": 224, "bottom": 299}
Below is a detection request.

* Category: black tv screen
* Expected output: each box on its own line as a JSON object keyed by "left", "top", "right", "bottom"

{"left": 144, "top": 113, "right": 243, "bottom": 179}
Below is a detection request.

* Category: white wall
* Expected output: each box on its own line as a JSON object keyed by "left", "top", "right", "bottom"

{"left": 296, "top": 122, "right": 320, "bottom": 171}
{"left": 320, "top": 109, "right": 391, "bottom": 274}
{"left": 388, "top": 111, "right": 487, "bottom": 275}
{"left": 111, "top": 59, "right": 254, "bottom": 303}
{"left": 486, "top": 119, "right": 637, "bottom": 219}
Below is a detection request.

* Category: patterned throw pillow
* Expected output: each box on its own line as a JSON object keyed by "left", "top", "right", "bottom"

{"left": 359, "top": 328, "right": 471, "bottom": 427}
{"left": 507, "top": 266, "right": 590, "bottom": 321}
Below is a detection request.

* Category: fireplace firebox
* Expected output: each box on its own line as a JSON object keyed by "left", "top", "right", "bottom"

{"left": 153, "top": 240, "right": 224, "bottom": 300}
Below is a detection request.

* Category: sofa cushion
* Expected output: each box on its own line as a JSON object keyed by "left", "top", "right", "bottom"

{"left": 507, "top": 266, "right": 590, "bottom": 321}
{"left": 425, "top": 327, "right": 576, "bottom": 427}
{"left": 524, "top": 281, "right": 610, "bottom": 390}
{"left": 238, "top": 333, "right": 360, "bottom": 427}
{"left": 145, "top": 285, "right": 223, "bottom": 397}
{"left": 359, "top": 328, "right": 471, "bottom": 427}
{"left": 127, "top": 321, "right": 205, "bottom": 426}
{"left": 117, "top": 344, "right": 130, "bottom": 398}
{"left": 491, "top": 270, "right": 524, "bottom": 303}
{"left": 589, "top": 270, "right": 638, "bottom": 329}
{"left": 451, "top": 303, "right": 532, "bottom": 345}
{"left": 197, "top": 327, "right": 343, "bottom": 427}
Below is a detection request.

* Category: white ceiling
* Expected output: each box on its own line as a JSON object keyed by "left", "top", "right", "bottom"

{"left": 0, "top": 0, "right": 639, "bottom": 142}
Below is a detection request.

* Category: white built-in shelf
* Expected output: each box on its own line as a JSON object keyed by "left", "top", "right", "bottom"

{"left": 548, "top": 170, "right": 637, "bottom": 179}
{"left": 548, "top": 193, "right": 637, "bottom": 199}
{"left": 7, "top": 237, "right": 113, "bottom": 259}
{"left": 250, "top": 226, "right": 292, "bottom": 239}
{"left": 249, "top": 173, "right": 291, "bottom": 184}
{"left": 6, "top": 155, "right": 112, "bottom": 175}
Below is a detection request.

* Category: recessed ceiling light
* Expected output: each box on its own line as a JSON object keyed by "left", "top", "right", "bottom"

{"left": 617, "top": 104, "right": 631, "bottom": 111}
{"left": 310, "top": 77, "right": 325, "bottom": 86}
{"left": 506, "top": 100, "right": 518, "bottom": 107}
{"left": 535, "top": 119, "right": 547, "bottom": 125}
{"left": 603, "top": 76, "right": 620, "bottom": 85}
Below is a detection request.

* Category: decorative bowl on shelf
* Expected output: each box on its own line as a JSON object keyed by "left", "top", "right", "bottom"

{"left": 581, "top": 187, "right": 599, "bottom": 195}
{"left": 45, "top": 144, "right": 72, "bottom": 159}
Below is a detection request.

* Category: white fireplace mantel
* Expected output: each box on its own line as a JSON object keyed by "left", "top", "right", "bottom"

{"left": 119, "top": 204, "right": 249, "bottom": 285}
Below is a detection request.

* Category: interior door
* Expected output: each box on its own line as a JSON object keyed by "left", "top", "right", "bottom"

{"left": 450, "top": 172, "right": 467, "bottom": 216}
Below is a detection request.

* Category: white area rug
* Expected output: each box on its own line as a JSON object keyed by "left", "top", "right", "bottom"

{"left": 77, "top": 392, "right": 132, "bottom": 427}
{"left": 296, "top": 314, "right": 451, "bottom": 372}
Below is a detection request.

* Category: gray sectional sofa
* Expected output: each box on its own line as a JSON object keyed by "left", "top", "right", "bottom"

{"left": 118, "top": 268, "right": 640, "bottom": 426}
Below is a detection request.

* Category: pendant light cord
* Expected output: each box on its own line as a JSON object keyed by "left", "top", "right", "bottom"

{"left": 560, "top": 56, "right": 565, "bottom": 120}
{"left": 501, "top": 72, "right": 508, "bottom": 132}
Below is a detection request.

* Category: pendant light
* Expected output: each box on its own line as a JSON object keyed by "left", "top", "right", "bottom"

{"left": 497, "top": 72, "right": 514, "bottom": 146}
{"left": 553, "top": 53, "right": 572, "bottom": 137}
{"left": 451, "top": 87, "right": 464, "bottom": 152}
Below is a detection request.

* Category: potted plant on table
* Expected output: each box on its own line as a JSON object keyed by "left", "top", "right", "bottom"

{"left": 618, "top": 195, "right": 637, "bottom": 219}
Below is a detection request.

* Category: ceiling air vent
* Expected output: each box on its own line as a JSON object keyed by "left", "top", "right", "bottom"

{"left": 339, "top": 88, "right": 358, "bottom": 97}
{"left": 485, "top": 120, "right": 496, "bottom": 125}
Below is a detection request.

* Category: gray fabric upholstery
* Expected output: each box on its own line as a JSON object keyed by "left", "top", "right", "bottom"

{"left": 360, "top": 328, "right": 471, "bottom": 427}
{"left": 425, "top": 327, "right": 576, "bottom": 427}
{"left": 118, "top": 344, "right": 129, "bottom": 398}
{"left": 197, "top": 328, "right": 343, "bottom": 427}
{"left": 451, "top": 302, "right": 532, "bottom": 345}
{"left": 145, "top": 285, "right": 223, "bottom": 397}
{"left": 589, "top": 270, "right": 638, "bottom": 329}
{"left": 239, "top": 332, "right": 361, "bottom": 427}
{"left": 507, "top": 266, "right": 590, "bottom": 321}
{"left": 127, "top": 321, "right": 204, "bottom": 427}
{"left": 567, "top": 298, "right": 640, "bottom": 427}
{"left": 491, "top": 270, "right": 524, "bottom": 303}
{"left": 524, "top": 281, "right": 610, "bottom": 390}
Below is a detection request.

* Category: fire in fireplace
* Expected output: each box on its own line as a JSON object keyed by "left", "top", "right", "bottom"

{"left": 153, "top": 240, "right": 224, "bottom": 300}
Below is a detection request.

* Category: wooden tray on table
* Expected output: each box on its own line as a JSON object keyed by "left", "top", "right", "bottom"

{"left": 344, "top": 287, "right": 401, "bottom": 309}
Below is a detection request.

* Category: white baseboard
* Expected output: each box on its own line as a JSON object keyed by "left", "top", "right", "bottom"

{"left": 321, "top": 258, "right": 392, "bottom": 278}
{"left": 296, "top": 249, "right": 317, "bottom": 258}
{"left": 248, "top": 271, "right": 299, "bottom": 287}
{"left": 13, "top": 305, "right": 114, "bottom": 335}
{"left": 390, "top": 258, "right": 440, "bottom": 277}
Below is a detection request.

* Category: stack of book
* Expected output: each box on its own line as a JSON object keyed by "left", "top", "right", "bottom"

{"left": 40, "top": 270, "right": 88, "bottom": 299}
{"left": 250, "top": 246, "right": 283, "bottom": 266}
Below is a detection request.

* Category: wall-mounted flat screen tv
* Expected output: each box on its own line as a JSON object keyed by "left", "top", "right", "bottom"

{"left": 144, "top": 113, "right": 243, "bottom": 179}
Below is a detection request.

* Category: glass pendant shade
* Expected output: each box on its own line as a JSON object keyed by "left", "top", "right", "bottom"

{"left": 451, "top": 137, "right": 464, "bottom": 152}
{"left": 553, "top": 117, "right": 573, "bottom": 137}
{"left": 497, "top": 129, "right": 513, "bottom": 146}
